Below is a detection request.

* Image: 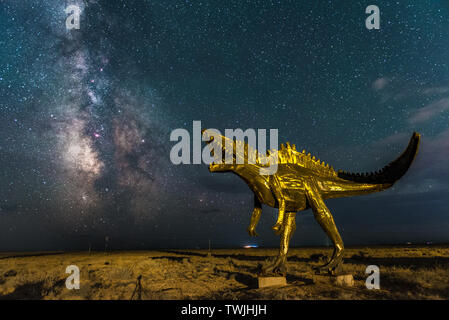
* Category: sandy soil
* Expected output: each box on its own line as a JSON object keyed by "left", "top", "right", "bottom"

{"left": 1, "top": 246, "right": 449, "bottom": 300}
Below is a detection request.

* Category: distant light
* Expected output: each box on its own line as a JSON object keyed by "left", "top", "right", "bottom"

{"left": 243, "top": 245, "right": 258, "bottom": 249}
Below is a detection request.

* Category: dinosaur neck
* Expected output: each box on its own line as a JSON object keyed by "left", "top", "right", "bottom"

{"left": 232, "top": 165, "right": 269, "bottom": 190}
{"left": 232, "top": 165, "right": 275, "bottom": 206}
{"left": 233, "top": 165, "right": 262, "bottom": 180}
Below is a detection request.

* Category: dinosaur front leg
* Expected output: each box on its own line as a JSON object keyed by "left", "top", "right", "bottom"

{"left": 247, "top": 195, "right": 262, "bottom": 237}
{"left": 272, "top": 201, "right": 285, "bottom": 235}
{"left": 306, "top": 183, "right": 344, "bottom": 275}
{"left": 271, "top": 177, "right": 286, "bottom": 235}
{"left": 262, "top": 212, "right": 296, "bottom": 276}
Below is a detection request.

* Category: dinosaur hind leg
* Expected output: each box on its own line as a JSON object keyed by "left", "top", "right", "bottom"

{"left": 262, "top": 212, "right": 296, "bottom": 276}
{"left": 306, "top": 184, "right": 344, "bottom": 275}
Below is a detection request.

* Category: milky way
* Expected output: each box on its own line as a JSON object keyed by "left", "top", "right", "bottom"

{"left": 1, "top": 1, "right": 449, "bottom": 250}
{"left": 0, "top": 0, "right": 181, "bottom": 248}
{"left": 45, "top": 0, "right": 178, "bottom": 236}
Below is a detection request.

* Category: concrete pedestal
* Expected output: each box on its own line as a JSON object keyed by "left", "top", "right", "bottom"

{"left": 332, "top": 274, "right": 354, "bottom": 286}
{"left": 258, "top": 276, "right": 287, "bottom": 288}
{"left": 312, "top": 274, "right": 354, "bottom": 287}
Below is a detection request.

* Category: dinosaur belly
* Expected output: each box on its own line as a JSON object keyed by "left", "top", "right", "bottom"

{"left": 282, "top": 189, "right": 308, "bottom": 212}
{"left": 241, "top": 178, "right": 277, "bottom": 208}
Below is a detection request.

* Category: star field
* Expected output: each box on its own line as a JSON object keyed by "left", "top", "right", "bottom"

{"left": 1, "top": 1, "right": 449, "bottom": 250}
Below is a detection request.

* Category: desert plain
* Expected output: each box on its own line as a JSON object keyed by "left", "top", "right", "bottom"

{"left": 1, "top": 245, "right": 448, "bottom": 300}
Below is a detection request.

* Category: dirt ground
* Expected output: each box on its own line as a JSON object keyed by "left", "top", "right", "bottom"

{"left": 1, "top": 245, "right": 449, "bottom": 300}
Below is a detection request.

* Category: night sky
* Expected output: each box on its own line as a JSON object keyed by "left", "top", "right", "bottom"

{"left": 1, "top": 1, "right": 449, "bottom": 251}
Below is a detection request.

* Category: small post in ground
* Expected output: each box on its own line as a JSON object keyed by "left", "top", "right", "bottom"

{"left": 207, "top": 239, "right": 211, "bottom": 257}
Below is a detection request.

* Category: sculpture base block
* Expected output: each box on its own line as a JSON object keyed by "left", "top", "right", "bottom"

{"left": 332, "top": 274, "right": 354, "bottom": 287}
{"left": 258, "top": 276, "right": 287, "bottom": 288}
{"left": 312, "top": 274, "right": 354, "bottom": 287}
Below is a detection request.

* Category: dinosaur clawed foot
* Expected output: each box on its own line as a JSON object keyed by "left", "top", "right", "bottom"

{"left": 260, "top": 255, "right": 287, "bottom": 276}
{"left": 271, "top": 223, "right": 284, "bottom": 235}
{"left": 313, "top": 250, "right": 344, "bottom": 276}
{"left": 247, "top": 226, "right": 259, "bottom": 237}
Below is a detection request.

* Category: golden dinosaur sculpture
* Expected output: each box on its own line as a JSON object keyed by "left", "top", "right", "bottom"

{"left": 203, "top": 130, "right": 420, "bottom": 276}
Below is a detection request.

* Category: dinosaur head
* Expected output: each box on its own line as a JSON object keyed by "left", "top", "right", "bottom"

{"left": 202, "top": 129, "right": 260, "bottom": 173}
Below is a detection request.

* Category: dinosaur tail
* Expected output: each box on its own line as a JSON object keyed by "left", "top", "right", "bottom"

{"left": 337, "top": 132, "right": 420, "bottom": 185}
